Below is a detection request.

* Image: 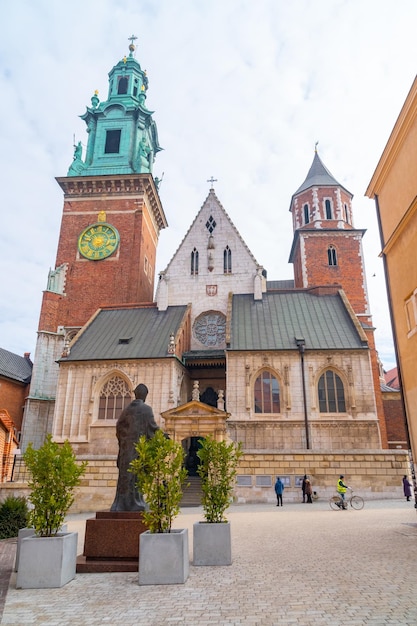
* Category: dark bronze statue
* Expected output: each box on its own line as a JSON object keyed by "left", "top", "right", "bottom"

{"left": 110, "top": 383, "right": 159, "bottom": 511}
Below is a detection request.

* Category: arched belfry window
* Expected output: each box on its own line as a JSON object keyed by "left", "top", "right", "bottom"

{"left": 328, "top": 245, "right": 337, "bottom": 266}
{"left": 325, "top": 199, "right": 333, "bottom": 220}
{"left": 318, "top": 370, "right": 346, "bottom": 413}
{"left": 344, "top": 203, "right": 350, "bottom": 224}
{"left": 223, "top": 246, "right": 232, "bottom": 274}
{"left": 117, "top": 76, "right": 129, "bottom": 95}
{"left": 98, "top": 376, "right": 132, "bottom": 420}
{"left": 191, "top": 248, "right": 199, "bottom": 275}
{"left": 303, "top": 204, "right": 310, "bottom": 224}
{"left": 254, "top": 370, "right": 280, "bottom": 413}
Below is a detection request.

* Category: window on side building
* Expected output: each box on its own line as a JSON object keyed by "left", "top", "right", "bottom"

{"left": 254, "top": 370, "right": 280, "bottom": 413}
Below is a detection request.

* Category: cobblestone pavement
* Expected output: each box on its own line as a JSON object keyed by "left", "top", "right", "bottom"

{"left": 2, "top": 499, "right": 417, "bottom": 625}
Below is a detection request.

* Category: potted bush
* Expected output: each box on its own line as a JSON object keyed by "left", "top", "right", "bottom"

{"left": 16, "top": 435, "right": 87, "bottom": 589}
{"left": 193, "top": 436, "right": 242, "bottom": 566}
{"left": 130, "top": 429, "right": 189, "bottom": 584}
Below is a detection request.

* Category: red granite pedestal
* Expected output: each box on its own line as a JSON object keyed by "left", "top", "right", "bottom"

{"left": 76, "top": 511, "right": 148, "bottom": 573}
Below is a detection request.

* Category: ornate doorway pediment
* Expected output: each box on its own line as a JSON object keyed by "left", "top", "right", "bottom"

{"left": 161, "top": 400, "right": 230, "bottom": 442}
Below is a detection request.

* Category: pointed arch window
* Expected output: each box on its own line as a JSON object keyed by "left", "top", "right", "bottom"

{"left": 325, "top": 199, "right": 333, "bottom": 219}
{"left": 254, "top": 370, "right": 280, "bottom": 413}
{"left": 223, "top": 246, "right": 232, "bottom": 274}
{"left": 328, "top": 245, "right": 337, "bottom": 266}
{"left": 303, "top": 204, "right": 310, "bottom": 224}
{"left": 98, "top": 376, "right": 132, "bottom": 420}
{"left": 344, "top": 203, "right": 350, "bottom": 224}
{"left": 318, "top": 370, "right": 346, "bottom": 413}
{"left": 191, "top": 248, "right": 199, "bottom": 275}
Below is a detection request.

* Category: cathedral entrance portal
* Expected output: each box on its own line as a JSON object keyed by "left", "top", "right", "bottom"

{"left": 183, "top": 436, "right": 203, "bottom": 476}
{"left": 161, "top": 399, "right": 230, "bottom": 454}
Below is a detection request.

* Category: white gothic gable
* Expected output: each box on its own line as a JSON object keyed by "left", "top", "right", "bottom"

{"left": 156, "top": 189, "right": 264, "bottom": 349}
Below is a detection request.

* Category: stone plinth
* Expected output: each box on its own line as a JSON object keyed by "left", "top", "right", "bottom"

{"left": 76, "top": 511, "right": 147, "bottom": 573}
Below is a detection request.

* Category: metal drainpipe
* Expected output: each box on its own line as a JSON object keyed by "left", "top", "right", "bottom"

{"left": 296, "top": 338, "right": 310, "bottom": 449}
{"left": 374, "top": 194, "right": 417, "bottom": 508}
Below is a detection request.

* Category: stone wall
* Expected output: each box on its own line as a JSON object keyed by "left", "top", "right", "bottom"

{"left": 3, "top": 449, "right": 408, "bottom": 513}
{"left": 235, "top": 450, "right": 409, "bottom": 504}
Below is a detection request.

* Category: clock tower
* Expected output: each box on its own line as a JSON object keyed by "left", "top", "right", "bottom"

{"left": 22, "top": 39, "right": 167, "bottom": 448}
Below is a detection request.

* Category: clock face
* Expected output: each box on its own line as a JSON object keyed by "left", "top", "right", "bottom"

{"left": 78, "top": 223, "right": 120, "bottom": 260}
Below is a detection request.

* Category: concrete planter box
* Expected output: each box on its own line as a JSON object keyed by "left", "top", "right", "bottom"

{"left": 15, "top": 524, "right": 68, "bottom": 572}
{"left": 16, "top": 532, "right": 78, "bottom": 589}
{"left": 193, "top": 521, "right": 232, "bottom": 565}
{"left": 139, "top": 528, "right": 189, "bottom": 585}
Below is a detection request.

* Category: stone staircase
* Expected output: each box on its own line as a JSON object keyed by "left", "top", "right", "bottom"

{"left": 180, "top": 475, "right": 202, "bottom": 507}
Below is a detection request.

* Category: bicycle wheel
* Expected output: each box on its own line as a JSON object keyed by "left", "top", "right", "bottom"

{"left": 329, "top": 496, "right": 341, "bottom": 511}
{"left": 350, "top": 495, "right": 364, "bottom": 510}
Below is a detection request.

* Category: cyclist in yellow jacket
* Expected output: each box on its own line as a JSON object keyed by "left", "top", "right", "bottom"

{"left": 337, "top": 475, "right": 349, "bottom": 509}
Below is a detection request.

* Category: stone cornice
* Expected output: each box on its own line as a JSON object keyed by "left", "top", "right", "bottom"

{"left": 55, "top": 173, "right": 167, "bottom": 231}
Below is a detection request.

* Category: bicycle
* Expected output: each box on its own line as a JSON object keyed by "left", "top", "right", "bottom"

{"left": 329, "top": 488, "right": 364, "bottom": 510}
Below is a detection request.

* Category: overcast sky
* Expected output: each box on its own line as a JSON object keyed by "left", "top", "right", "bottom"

{"left": 1, "top": 0, "right": 415, "bottom": 371}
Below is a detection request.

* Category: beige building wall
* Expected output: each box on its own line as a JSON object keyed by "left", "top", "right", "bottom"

{"left": 226, "top": 349, "right": 379, "bottom": 422}
{"left": 366, "top": 76, "right": 417, "bottom": 463}
{"left": 52, "top": 358, "right": 187, "bottom": 456}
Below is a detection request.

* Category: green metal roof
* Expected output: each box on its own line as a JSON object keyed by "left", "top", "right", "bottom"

{"left": 229, "top": 292, "right": 367, "bottom": 351}
{"left": 62, "top": 306, "right": 188, "bottom": 362}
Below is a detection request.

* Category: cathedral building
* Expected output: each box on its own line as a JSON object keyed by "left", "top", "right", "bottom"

{"left": 20, "top": 41, "right": 406, "bottom": 509}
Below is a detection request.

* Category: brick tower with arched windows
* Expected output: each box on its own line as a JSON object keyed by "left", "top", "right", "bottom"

{"left": 289, "top": 150, "right": 369, "bottom": 318}
{"left": 288, "top": 150, "right": 387, "bottom": 445}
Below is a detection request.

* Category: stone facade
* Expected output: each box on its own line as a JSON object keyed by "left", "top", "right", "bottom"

{"left": 3, "top": 449, "right": 406, "bottom": 512}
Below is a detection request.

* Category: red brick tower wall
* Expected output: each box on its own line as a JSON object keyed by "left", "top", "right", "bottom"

{"left": 291, "top": 185, "right": 368, "bottom": 315}
{"left": 294, "top": 232, "right": 368, "bottom": 314}
{"left": 37, "top": 174, "right": 164, "bottom": 333}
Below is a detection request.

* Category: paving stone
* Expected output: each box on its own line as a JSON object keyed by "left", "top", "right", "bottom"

{"left": 1, "top": 500, "right": 416, "bottom": 625}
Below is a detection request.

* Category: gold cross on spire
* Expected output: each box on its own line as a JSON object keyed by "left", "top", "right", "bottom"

{"left": 128, "top": 34, "right": 138, "bottom": 56}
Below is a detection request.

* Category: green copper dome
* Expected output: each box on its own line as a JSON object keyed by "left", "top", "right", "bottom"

{"left": 67, "top": 37, "right": 162, "bottom": 177}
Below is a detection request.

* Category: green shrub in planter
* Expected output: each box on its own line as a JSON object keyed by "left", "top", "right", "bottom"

{"left": 130, "top": 429, "right": 188, "bottom": 533}
{"left": 0, "top": 495, "right": 29, "bottom": 539}
{"left": 23, "top": 435, "right": 87, "bottom": 537}
{"left": 197, "top": 436, "right": 242, "bottom": 523}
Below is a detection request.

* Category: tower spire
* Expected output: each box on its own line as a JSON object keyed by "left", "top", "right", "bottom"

{"left": 67, "top": 39, "right": 161, "bottom": 177}
{"left": 128, "top": 34, "right": 137, "bottom": 56}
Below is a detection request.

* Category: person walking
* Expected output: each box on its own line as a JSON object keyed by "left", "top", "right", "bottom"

{"left": 275, "top": 476, "right": 284, "bottom": 506}
{"left": 403, "top": 475, "right": 412, "bottom": 502}
{"left": 337, "top": 474, "right": 349, "bottom": 509}
{"left": 301, "top": 474, "right": 308, "bottom": 503}
{"left": 305, "top": 477, "right": 313, "bottom": 503}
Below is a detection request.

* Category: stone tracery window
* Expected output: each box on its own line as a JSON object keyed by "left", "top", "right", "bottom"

{"left": 254, "top": 370, "right": 280, "bottom": 413}
{"left": 327, "top": 245, "right": 337, "bottom": 266}
{"left": 223, "top": 246, "right": 232, "bottom": 274}
{"left": 193, "top": 311, "right": 226, "bottom": 347}
{"left": 318, "top": 370, "right": 346, "bottom": 413}
{"left": 191, "top": 248, "right": 199, "bottom": 275}
{"left": 98, "top": 376, "right": 133, "bottom": 420}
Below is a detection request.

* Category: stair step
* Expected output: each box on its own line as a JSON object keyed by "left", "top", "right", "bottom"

{"left": 181, "top": 476, "right": 202, "bottom": 507}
